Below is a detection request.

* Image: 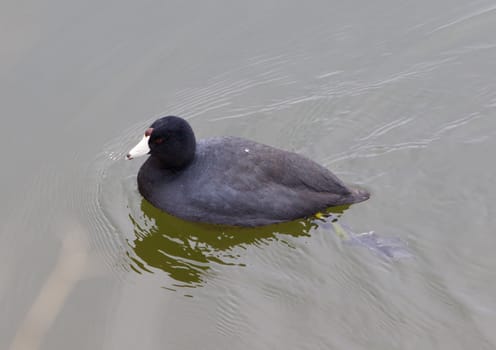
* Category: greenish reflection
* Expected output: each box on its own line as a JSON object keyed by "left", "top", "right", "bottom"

{"left": 127, "top": 199, "right": 348, "bottom": 288}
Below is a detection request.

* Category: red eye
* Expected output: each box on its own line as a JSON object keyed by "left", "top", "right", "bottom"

{"left": 154, "top": 137, "right": 164, "bottom": 144}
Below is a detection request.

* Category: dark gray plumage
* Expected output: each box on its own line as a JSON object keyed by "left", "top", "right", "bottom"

{"left": 130, "top": 116, "right": 369, "bottom": 227}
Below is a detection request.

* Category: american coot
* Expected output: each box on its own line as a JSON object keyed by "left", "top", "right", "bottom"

{"left": 127, "top": 116, "right": 369, "bottom": 227}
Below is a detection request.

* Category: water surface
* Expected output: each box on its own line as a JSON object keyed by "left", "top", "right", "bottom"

{"left": 1, "top": 0, "right": 496, "bottom": 349}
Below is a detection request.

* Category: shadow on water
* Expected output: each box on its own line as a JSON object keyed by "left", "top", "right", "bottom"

{"left": 126, "top": 199, "right": 349, "bottom": 287}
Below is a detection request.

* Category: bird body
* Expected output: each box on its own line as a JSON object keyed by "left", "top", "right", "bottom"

{"left": 128, "top": 117, "right": 369, "bottom": 226}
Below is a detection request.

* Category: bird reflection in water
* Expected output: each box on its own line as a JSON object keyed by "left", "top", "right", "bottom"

{"left": 127, "top": 200, "right": 410, "bottom": 288}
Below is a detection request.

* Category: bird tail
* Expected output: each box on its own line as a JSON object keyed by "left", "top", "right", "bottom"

{"left": 349, "top": 187, "right": 370, "bottom": 203}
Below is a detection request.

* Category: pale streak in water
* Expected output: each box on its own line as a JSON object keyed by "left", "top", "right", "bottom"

{"left": 9, "top": 224, "right": 88, "bottom": 350}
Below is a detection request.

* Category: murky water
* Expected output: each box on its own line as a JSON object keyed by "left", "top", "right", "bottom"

{"left": 2, "top": 0, "right": 496, "bottom": 349}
